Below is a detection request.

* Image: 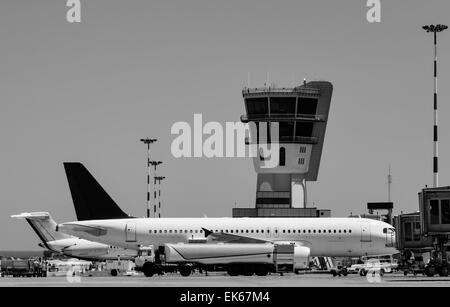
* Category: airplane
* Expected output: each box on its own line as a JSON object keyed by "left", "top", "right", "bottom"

{"left": 56, "top": 163, "right": 398, "bottom": 276}
{"left": 11, "top": 163, "right": 138, "bottom": 261}
{"left": 12, "top": 212, "right": 138, "bottom": 261}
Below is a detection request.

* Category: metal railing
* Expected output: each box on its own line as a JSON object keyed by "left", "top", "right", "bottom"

{"left": 240, "top": 113, "right": 326, "bottom": 122}
{"left": 244, "top": 136, "right": 318, "bottom": 145}
{"left": 242, "top": 87, "right": 321, "bottom": 97}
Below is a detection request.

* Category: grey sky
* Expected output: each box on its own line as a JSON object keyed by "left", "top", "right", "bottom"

{"left": 1, "top": 0, "right": 450, "bottom": 250}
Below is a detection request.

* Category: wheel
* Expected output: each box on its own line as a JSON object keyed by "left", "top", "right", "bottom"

{"left": 179, "top": 265, "right": 192, "bottom": 277}
{"left": 254, "top": 265, "right": 269, "bottom": 277}
{"left": 226, "top": 265, "right": 240, "bottom": 276}
{"left": 342, "top": 269, "right": 348, "bottom": 277}
{"left": 380, "top": 269, "right": 385, "bottom": 277}
{"left": 424, "top": 266, "right": 435, "bottom": 277}
{"left": 332, "top": 270, "right": 337, "bottom": 277}
{"left": 242, "top": 268, "right": 254, "bottom": 276}
{"left": 110, "top": 269, "right": 118, "bottom": 277}
{"left": 439, "top": 266, "right": 449, "bottom": 277}
{"left": 360, "top": 269, "right": 367, "bottom": 276}
{"left": 143, "top": 262, "right": 155, "bottom": 277}
{"left": 403, "top": 270, "right": 408, "bottom": 276}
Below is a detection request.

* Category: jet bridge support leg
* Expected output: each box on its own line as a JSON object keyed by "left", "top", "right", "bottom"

{"left": 425, "top": 235, "right": 449, "bottom": 277}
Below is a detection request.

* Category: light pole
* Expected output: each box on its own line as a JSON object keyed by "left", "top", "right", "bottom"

{"left": 423, "top": 24, "right": 448, "bottom": 188}
{"left": 140, "top": 138, "right": 157, "bottom": 218}
{"left": 155, "top": 176, "right": 166, "bottom": 218}
{"left": 150, "top": 161, "right": 162, "bottom": 217}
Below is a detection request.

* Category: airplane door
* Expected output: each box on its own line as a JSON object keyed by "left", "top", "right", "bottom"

{"left": 125, "top": 222, "right": 137, "bottom": 242}
{"left": 361, "top": 223, "right": 371, "bottom": 242}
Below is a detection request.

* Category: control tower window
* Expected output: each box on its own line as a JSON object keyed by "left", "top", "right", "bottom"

{"left": 279, "top": 147, "right": 286, "bottom": 166}
{"left": 246, "top": 98, "right": 268, "bottom": 116}
{"left": 279, "top": 122, "right": 295, "bottom": 142}
{"left": 298, "top": 98, "right": 318, "bottom": 115}
{"left": 270, "top": 97, "right": 295, "bottom": 116}
{"left": 295, "top": 122, "right": 313, "bottom": 138}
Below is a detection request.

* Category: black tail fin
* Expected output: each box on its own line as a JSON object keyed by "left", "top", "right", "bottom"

{"left": 63, "top": 162, "right": 130, "bottom": 221}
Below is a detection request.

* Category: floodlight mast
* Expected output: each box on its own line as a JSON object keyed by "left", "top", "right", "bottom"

{"left": 422, "top": 24, "right": 448, "bottom": 187}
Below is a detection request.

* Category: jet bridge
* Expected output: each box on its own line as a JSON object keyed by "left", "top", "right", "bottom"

{"left": 418, "top": 186, "right": 450, "bottom": 276}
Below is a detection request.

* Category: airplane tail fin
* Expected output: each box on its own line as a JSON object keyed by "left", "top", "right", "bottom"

{"left": 63, "top": 162, "right": 130, "bottom": 221}
{"left": 11, "top": 212, "right": 71, "bottom": 249}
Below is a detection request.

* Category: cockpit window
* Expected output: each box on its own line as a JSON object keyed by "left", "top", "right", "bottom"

{"left": 383, "top": 227, "right": 396, "bottom": 234}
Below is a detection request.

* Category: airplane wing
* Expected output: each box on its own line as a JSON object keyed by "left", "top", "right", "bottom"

{"left": 11, "top": 212, "right": 51, "bottom": 220}
{"left": 202, "top": 228, "right": 270, "bottom": 244}
{"left": 202, "top": 228, "right": 314, "bottom": 247}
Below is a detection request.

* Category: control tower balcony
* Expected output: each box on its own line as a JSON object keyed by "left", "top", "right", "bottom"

{"left": 240, "top": 114, "right": 326, "bottom": 123}
{"left": 244, "top": 136, "right": 318, "bottom": 145}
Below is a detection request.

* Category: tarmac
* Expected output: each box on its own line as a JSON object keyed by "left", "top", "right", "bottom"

{"left": 1, "top": 272, "right": 450, "bottom": 287}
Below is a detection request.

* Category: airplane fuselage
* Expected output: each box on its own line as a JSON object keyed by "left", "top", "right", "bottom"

{"left": 59, "top": 217, "right": 397, "bottom": 257}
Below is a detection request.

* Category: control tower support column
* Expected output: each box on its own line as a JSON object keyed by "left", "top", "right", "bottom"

{"left": 291, "top": 174, "right": 307, "bottom": 208}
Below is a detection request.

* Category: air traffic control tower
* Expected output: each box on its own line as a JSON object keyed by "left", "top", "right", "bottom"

{"left": 233, "top": 81, "right": 333, "bottom": 218}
